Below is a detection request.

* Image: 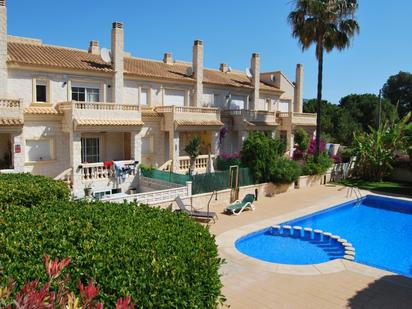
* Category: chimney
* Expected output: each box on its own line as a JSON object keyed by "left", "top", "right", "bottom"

{"left": 0, "top": 0, "right": 8, "bottom": 98}
{"left": 220, "top": 63, "right": 229, "bottom": 73}
{"left": 250, "top": 53, "right": 260, "bottom": 111}
{"left": 163, "top": 52, "right": 173, "bottom": 64}
{"left": 111, "top": 21, "right": 124, "bottom": 103}
{"left": 294, "top": 64, "right": 304, "bottom": 113}
{"left": 192, "top": 40, "right": 204, "bottom": 107}
{"left": 88, "top": 40, "right": 100, "bottom": 55}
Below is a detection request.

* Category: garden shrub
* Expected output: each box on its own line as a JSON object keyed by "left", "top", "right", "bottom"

{"left": 0, "top": 173, "right": 70, "bottom": 208}
{"left": 302, "top": 153, "right": 333, "bottom": 176}
{"left": 294, "top": 128, "right": 310, "bottom": 153}
{"left": 269, "top": 158, "right": 301, "bottom": 184}
{"left": 216, "top": 153, "right": 241, "bottom": 171}
{"left": 240, "top": 132, "right": 285, "bottom": 182}
{"left": 0, "top": 201, "right": 224, "bottom": 307}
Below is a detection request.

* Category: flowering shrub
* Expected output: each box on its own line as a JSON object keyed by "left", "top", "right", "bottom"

{"left": 307, "top": 137, "right": 326, "bottom": 155}
{"left": 216, "top": 153, "right": 241, "bottom": 170}
{"left": 0, "top": 256, "right": 135, "bottom": 308}
{"left": 1, "top": 201, "right": 224, "bottom": 307}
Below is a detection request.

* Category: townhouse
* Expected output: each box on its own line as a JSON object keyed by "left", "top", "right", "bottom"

{"left": 0, "top": 0, "right": 316, "bottom": 197}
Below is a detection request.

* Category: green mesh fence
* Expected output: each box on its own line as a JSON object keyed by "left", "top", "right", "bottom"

{"left": 191, "top": 167, "right": 255, "bottom": 195}
{"left": 140, "top": 169, "right": 192, "bottom": 186}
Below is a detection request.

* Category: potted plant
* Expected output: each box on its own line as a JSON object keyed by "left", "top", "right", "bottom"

{"left": 84, "top": 182, "right": 93, "bottom": 197}
{"left": 184, "top": 136, "right": 201, "bottom": 175}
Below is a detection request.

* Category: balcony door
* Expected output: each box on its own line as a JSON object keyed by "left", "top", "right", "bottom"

{"left": 72, "top": 82, "right": 100, "bottom": 103}
{"left": 81, "top": 137, "right": 100, "bottom": 163}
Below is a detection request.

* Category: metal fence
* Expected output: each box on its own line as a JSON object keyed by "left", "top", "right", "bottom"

{"left": 140, "top": 169, "right": 191, "bottom": 186}
{"left": 191, "top": 167, "right": 255, "bottom": 195}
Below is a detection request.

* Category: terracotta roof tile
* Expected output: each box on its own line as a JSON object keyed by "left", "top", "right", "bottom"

{"left": 124, "top": 58, "right": 193, "bottom": 82}
{"left": 24, "top": 106, "right": 62, "bottom": 115}
{"left": 8, "top": 42, "right": 112, "bottom": 72}
{"left": 8, "top": 42, "right": 281, "bottom": 92}
{"left": 0, "top": 118, "right": 23, "bottom": 126}
{"left": 175, "top": 120, "right": 224, "bottom": 127}
{"left": 74, "top": 119, "right": 144, "bottom": 126}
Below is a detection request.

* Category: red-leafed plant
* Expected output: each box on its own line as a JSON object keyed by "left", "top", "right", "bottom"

{"left": 0, "top": 256, "right": 135, "bottom": 309}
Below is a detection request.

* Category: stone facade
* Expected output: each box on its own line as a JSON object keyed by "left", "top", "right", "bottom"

{"left": 0, "top": 1, "right": 316, "bottom": 197}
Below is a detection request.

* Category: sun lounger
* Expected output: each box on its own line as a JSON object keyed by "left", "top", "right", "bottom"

{"left": 175, "top": 196, "right": 218, "bottom": 223}
{"left": 224, "top": 194, "right": 255, "bottom": 215}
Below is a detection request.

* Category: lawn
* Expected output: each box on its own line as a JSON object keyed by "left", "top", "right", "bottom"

{"left": 339, "top": 179, "right": 412, "bottom": 197}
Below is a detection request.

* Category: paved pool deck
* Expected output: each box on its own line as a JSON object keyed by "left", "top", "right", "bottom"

{"left": 208, "top": 184, "right": 412, "bottom": 309}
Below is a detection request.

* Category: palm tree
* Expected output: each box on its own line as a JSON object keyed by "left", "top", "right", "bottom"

{"left": 288, "top": 0, "right": 359, "bottom": 157}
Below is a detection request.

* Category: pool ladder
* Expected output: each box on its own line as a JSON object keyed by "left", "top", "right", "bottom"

{"left": 347, "top": 186, "right": 363, "bottom": 205}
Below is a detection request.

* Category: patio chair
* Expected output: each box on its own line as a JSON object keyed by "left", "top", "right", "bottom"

{"left": 175, "top": 196, "right": 218, "bottom": 223}
{"left": 224, "top": 194, "right": 255, "bottom": 215}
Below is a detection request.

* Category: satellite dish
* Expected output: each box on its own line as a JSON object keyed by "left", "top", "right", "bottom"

{"left": 186, "top": 67, "right": 193, "bottom": 76}
{"left": 227, "top": 66, "right": 232, "bottom": 72}
{"left": 245, "top": 67, "right": 253, "bottom": 79}
{"left": 270, "top": 74, "right": 276, "bottom": 82}
{"left": 100, "top": 48, "right": 112, "bottom": 63}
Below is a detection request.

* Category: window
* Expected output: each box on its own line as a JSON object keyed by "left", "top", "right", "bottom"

{"left": 81, "top": 137, "right": 100, "bottom": 163}
{"left": 265, "top": 98, "right": 271, "bottom": 111}
{"left": 36, "top": 80, "right": 47, "bottom": 102}
{"left": 140, "top": 88, "right": 149, "bottom": 105}
{"left": 26, "top": 139, "right": 53, "bottom": 162}
{"left": 142, "top": 136, "right": 154, "bottom": 154}
{"left": 164, "top": 89, "right": 185, "bottom": 106}
{"left": 72, "top": 87, "right": 100, "bottom": 102}
{"left": 213, "top": 94, "right": 220, "bottom": 107}
{"left": 230, "top": 96, "right": 246, "bottom": 110}
{"left": 278, "top": 101, "right": 290, "bottom": 112}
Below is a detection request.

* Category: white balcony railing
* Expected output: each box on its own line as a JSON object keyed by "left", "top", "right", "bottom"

{"left": 159, "top": 155, "right": 215, "bottom": 173}
{"left": 277, "top": 112, "right": 317, "bottom": 126}
{"left": 0, "top": 99, "right": 23, "bottom": 119}
{"left": 80, "top": 160, "right": 137, "bottom": 180}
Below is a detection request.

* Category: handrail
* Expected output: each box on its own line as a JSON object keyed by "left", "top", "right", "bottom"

{"left": 58, "top": 101, "right": 140, "bottom": 111}
{"left": 155, "top": 105, "right": 219, "bottom": 114}
{"left": 347, "top": 186, "right": 363, "bottom": 205}
{"left": 0, "top": 99, "right": 21, "bottom": 109}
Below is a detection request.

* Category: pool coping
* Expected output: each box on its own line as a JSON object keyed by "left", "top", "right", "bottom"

{"left": 216, "top": 193, "right": 412, "bottom": 280}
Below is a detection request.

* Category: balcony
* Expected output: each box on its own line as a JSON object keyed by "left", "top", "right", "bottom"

{"left": 0, "top": 99, "right": 23, "bottom": 126}
{"left": 222, "top": 109, "right": 279, "bottom": 130}
{"left": 58, "top": 101, "right": 143, "bottom": 132}
{"left": 152, "top": 106, "right": 223, "bottom": 131}
{"left": 277, "top": 112, "right": 317, "bottom": 128}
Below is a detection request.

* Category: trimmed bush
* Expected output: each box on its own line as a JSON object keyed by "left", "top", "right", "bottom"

{"left": 0, "top": 173, "right": 70, "bottom": 208}
{"left": 269, "top": 158, "right": 301, "bottom": 184}
{"left": 302, "top": 153, "right": 333, "bottom": 175}
{"left": 0, "top": 201, "right": 224, "bottom": 307}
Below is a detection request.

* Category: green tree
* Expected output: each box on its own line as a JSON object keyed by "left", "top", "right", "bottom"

{"left": 288, "top": 0, "right": 359, "bottom": 156}
{"left": 382, "top": 71, "right": 412, "bottom": 118}
{"left": 339, "top": 94, "right": 398, "bottom": 131}
{"left": 184, "top": 136, "right": 201, "bottom": 175}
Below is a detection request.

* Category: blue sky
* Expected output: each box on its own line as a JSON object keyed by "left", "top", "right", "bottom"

{"left": 7, "top": 0, "right": 412, "bottom": 104}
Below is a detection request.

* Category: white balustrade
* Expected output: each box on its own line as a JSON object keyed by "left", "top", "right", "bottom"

{"left": 80, "top": 160, "right": 137, "bottom": 180}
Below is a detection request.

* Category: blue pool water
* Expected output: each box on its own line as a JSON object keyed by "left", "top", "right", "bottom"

{"left": 236, "top": 195, "right": 412, "bottom": 277}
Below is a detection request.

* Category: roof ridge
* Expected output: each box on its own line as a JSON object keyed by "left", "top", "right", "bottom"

{"left": 8, "top": 41, "right": 90, "bottom": 54}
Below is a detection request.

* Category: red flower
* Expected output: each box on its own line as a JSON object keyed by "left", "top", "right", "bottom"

{"left": 116, "top": 296, "right": 135, "bottom": 309}
{"left": 78, "top": 279, "right": 100, "bottom": 306}
{"left": 44, "top": 256, "right": 71, "bottom": 280}
{"left": 14, "top": 281, "right": 54, "bottom": 309}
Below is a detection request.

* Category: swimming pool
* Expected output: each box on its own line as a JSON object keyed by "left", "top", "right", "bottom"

{"left": 236, "top": 195, "right": 412, "bottom": 277}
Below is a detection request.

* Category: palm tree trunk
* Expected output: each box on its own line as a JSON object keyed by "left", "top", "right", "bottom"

{"left": 315, "top": 45, "right": 324, "bottom": 158}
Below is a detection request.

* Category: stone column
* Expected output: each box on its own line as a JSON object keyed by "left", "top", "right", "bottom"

{"left": 11, "top": 131, "right": 25, "bottom": 172}
{"left": 211, "top": 131, "right": 220, "bottom": 156}
{"left": 0, "top": 0, "right": 8, "bottom": 98}
{"left": 130, "top": 131, "right": 142, "bottom": 164}
{"left": 287, "top": 129, "right": 295, "bottom": 158}
{"left": 169, "top": 130, "right": 180, "bottom": 173}
{"left": 70, "top": 131, "right": 82, "bottom": 197}
{"left": 237, "top": 131, "right": 248, "bottom": 152}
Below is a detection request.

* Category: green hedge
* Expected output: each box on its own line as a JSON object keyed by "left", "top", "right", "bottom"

{"left": 302, "top": 153, "right": 334, "bottom": 176}
{"left": 216, "top": 156, "right": 241, "bottom": 171}
{"left": 269, "top": 158, "right": 301, "bottom": 184}
{"left": 0, "top": 201, "right": 224, "bottom": 307}
{"left": 0, "top": 173, "right": 70, "bottom": 208}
